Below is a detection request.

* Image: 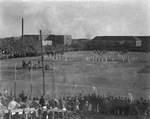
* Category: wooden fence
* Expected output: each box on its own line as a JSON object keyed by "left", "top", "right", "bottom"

{"left": 3, "top": 107, "right": 87, "bottom": 119}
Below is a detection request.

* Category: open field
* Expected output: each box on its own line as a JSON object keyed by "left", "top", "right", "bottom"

{"left": 0, "top": 51, "right": 150, "bottom": 100}
{"left": 86, "top": 113, "right": 142, "bottom": 119}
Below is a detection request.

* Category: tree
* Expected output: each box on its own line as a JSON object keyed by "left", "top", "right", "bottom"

{"left": 44, "top": 45, "right": 55, "bottom": 55}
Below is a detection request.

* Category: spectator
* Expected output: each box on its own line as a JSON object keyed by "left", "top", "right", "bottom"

{"left": 24, "top": 96, "right": 31, "bottom": 108}
{"left": 0, "top": 97, "right": 7, "bottom": 119}
{"left": 8, "top": 97, "right": 20, "bottom": 110}
{"left": 31, "top": 98, "right": 41, "bottom": 109}
{"left": 39, "top": 95, "right": 46, "bottom": 107}
{"left": 59, "top": 97, "right": 66, "bottom": 110}
{"left": 19, "top": 90, "right": 25, "bottom": 100}
{"left": 74, "top": 97, "right": 80, "bottom": 113}
{"left": 17, "top": 97, "right": 26, "bottom": 108}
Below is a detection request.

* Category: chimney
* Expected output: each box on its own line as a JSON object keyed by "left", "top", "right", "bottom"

{"left": 22, "top": 18, "right": 24, "bottom": 40}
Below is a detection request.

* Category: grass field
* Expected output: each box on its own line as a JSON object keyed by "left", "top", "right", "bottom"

{"left": 0, "top": 51, "right": 150, "bottom": 100}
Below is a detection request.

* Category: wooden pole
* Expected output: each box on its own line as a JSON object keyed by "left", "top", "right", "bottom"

{"left": 40, "top": 30, "right": 46, "bottom": 96}
{"left": 0, "top": 61, "right": 2, "bottom": 90}
{"left": 30, "top": 63, "right": 33, "bottom": 99}
{"left": 22, "top": 18, "right": 24, "bottom": 40}
{"left": 52, "top": 62, "right": 55, "bottom": 98}
{"left": 14, "top": 63, "right": 16, "bottom": 98}
{"left": 0, "top": 61, "right": 1, "bottom": 84}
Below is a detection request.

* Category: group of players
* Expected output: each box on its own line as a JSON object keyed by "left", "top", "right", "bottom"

{"left": 46, "top": 51, "right": 137, "bottom": 63}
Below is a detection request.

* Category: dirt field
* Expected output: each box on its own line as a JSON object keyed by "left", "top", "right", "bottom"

{"left": 86, "top": 113, "right": 140, "bottom": 119}
{"left": 0, "top": 51, "right": 150, "bottom": 100}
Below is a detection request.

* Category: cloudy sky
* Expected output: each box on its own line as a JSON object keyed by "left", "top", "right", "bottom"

{"left": 0, "top": 0, "right": 149, "bottom": 38}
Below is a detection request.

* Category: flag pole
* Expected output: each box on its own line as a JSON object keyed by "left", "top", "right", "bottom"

{"left": 14, "top": 63, "right": 17, "bottom": 98}
{"left": 40, "top": 30, "right": 46, "bottom": 96}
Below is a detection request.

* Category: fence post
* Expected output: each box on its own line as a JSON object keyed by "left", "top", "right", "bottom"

{"left": 43, "top": 111, "right": 47, "bottom": 119}
{"left": 57, "top": 111, "right": 59, "bottom": 119}
{"left": 29, "top": 111, "right": 32, "bottom": 119}
{"left": 8, "top": 110, "right": 11, "bottom": 119}
{"left": 30, "top": 110, "right": 35, "bottom": 119}
{"left": 48, "top": 110, "right": 53, "bottom": 119}
{"left": 60, "top": 112, "right": 64, "bottom": 119}
{"left": 52, "top": 111, "right": 54, "bottom": 119}
{"left": 67, "top": 113, "right": 70, "bottom": 119}
{"left": 38, "top": 108, "right": 42, "bottom": 119}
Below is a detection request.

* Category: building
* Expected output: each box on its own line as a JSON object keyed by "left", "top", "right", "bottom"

{"left": 52, "top": 35, "right": 72, "bottom": 46}
{"left": 42, "top": 35, "right": 52, "bottom": 46}
{"left": 42, "top": 40, "right": 52, "bottom": 46}
{"left": 72, "top": 38, "right": 90, "bottom": 44}
{"left": 22, "top": 35, "right": 39, "bottom": 40}
{"left": 63, "top": 35, "right": 72, "bottom": 46}
{"left": 23, "top": 34, "right": 53, "bottom": 46}
{"left": 91, "top": 36, "right": 142, "bottom": 51}
{"left": 133, "top": 36, "right": 142, "bottom": 47}
{"left": 137, "top": 36, "right": 150, "bottom": 52}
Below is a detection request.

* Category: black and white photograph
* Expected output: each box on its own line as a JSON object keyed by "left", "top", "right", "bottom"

{"left": 0, "top": 0, "right": 150, "bottom": 119}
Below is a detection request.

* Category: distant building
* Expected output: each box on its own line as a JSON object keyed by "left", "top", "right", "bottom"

{"left": 42, "top": 40, "right": 52, "bottom": 46}
{"left": 137, "top": 36, "right": 150, "bottom": 52}
{"left": 72, "top": 38, "right": 90, "bottom": 44}
{"left": 51, "top": 35, "right": 72, "bottom": 46}
{"left": 92, "top": 36, "right": 141, "bottom": 51}
{"left": 42, "top": 35, "right": 52, "bottom": 46}
{"left": 43, "top": 34, "right": 56, "bottom": 41}
{"left": 22, "top": 34, "right": 53, "bottom": 46}
{"left": 133, "top": 36, "right": 142, "bottom": 47}
{"left": 22, "top": 35, "right": 39, "bottom": 40}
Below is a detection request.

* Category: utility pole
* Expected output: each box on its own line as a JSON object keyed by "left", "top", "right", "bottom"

{"left": 14, "top": 63, "right": 17, "bottom": 98}
{"left": 40, "top": 30, "right": 46, "bottom": 96}
{"left": 30, "top": 63, "right": 33, "bottom": 99}
{"left": 22, "top": 18, "right": 24, "bottom": 40}
{"left": 0, "top": 62, "right": 1, "bottom": 84}
{"left": 52, "top": 62, "right": 56, "bottom": 98}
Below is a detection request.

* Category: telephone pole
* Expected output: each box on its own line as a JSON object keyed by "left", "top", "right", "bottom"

{"left": 40, "top": 30, "right": 46, "bottom": 96}
{"left": 22, "top": 18, "right": 24, "bottom": 40}
{"left": 14, "top": 63, "right": 17, "bottom": 98}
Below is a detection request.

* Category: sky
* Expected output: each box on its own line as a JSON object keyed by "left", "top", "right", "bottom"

{"left": 0, "top": 0, "right": 149, "bottom": 38}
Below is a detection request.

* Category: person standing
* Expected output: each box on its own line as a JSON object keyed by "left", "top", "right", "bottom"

{"left": 0, "top": 98, "right": 7, "bottom": 119}
{"left": 8, "top": 97, "right": 20, "bottom": 110}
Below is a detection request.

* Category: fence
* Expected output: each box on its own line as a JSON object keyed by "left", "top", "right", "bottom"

{"left": 3, "top": 107, "right": 87, "bottom": 119}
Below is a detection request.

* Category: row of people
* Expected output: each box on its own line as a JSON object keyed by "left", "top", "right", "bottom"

{"left": 0, "top": 90, "right": 150, "bottom": 118}
{"left": 45, "top": 51, "right": 137, "bottom": 63}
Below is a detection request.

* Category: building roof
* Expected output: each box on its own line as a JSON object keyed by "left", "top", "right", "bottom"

{"left": 72, "top": 38, "right": 90, "bottom": 41}
{"left": 92, "top": 36, "right": 137, "bottom": 42}
{"left": 133, "top": 36, "right": 142, "bottom": 42}
{"left": 22, "top": 35, "right": 39, "bottom": 40}
{"left": 42, "top": 35, "right": 49, "bottom": 41}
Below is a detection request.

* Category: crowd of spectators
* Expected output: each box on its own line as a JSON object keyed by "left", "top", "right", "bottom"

{"left": 0, "top": 89, "right": 150, "bottom": 119}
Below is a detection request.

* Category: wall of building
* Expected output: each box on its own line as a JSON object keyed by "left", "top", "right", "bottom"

{"left": 51, "top": 35, "right": 72, "bottom": 46}
{"left": 64, "top": 35, "right": 72, "bottom": 46}
{"left": 92, "top": 36, "right": 137, "bottom": 51}
{"left": 42, "top": 41, "right": 52, "bottom": 46}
